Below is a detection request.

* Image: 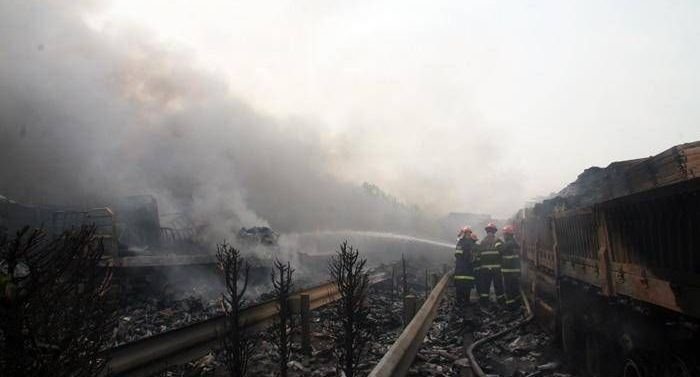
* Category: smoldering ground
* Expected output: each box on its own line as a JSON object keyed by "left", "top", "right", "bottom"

{"left": 0, "top": 1, "right": 442, "bottom": 243}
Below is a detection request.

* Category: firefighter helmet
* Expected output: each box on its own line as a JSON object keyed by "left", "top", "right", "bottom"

{"left": 461, "top": 226, "right": 472, "bottom": 234}
{"left": 485, "top": 223, "right": 498, "bottom": 232}
{"left": 470, "top": 233, "right": 478, "bottom": 241}
{"left": 503, "top": 225, "right": 515, "bottom": 235}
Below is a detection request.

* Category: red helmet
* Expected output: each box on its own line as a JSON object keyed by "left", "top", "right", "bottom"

{"left": 461, "top": 226, "right": 472, "bottom": 234}
{"left": 503, "top": 225, "right": 515, "bottom": 235}
{"left": 485, "top": 223, "right": 498, "bottom": 232}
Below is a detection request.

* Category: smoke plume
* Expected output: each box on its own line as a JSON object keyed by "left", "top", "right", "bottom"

{"left": 0, "top": 1, "right": 440, "bottom": 242}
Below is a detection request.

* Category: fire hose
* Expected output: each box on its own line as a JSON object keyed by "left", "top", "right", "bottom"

{"left": 466, "top": 288, "right": 535, "bottom": 377}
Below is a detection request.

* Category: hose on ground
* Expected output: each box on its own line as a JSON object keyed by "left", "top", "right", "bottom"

{"left": 466, "top": 288, "right": 535, "bottom": 377}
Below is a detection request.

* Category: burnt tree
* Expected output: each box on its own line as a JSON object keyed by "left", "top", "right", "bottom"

{"left": 271, "top": 259, "right": 294, "bottom": 377}
{"left": 0, "top": 225, "right": 115, "bottom": 377}
{"left": 217, "top": 242, "right": 255, "bottom": 377}
{"left": 328, "top": 241, "right": 372, "bottom": 377}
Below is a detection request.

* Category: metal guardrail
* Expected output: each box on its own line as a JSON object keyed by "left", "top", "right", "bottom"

{"left": 368, "top": 270, "right": 452, "bottom": 377}
{"left": 111, "top": 254, "right": 218, "bottom": 267}
{"left": 105, "top": 273, "right": 389, "bottom": 377}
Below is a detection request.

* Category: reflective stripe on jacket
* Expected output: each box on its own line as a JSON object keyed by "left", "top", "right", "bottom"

{"left": 477, "top": 234, "right": 503, "bottom": 270}
{"left": 455, "top": 236, "right": 475, "bottom": 277}
{"left": 501, "top": 235, "right": 521, "bottom": 273}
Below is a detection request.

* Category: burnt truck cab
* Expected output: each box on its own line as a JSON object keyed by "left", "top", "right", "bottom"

{"left": 110, "top": 195, "right": 161, "bottom": 253}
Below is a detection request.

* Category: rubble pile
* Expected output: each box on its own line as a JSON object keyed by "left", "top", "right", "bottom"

{"left": 407, "top": 288, "right": 577, "bottom": 377}
{"left": 115, "top": 275, "right": 578, "bottom": 377}
{"left": 474, "top": 320, "right": 574, "bottom": 377}
{"left": 162, "top": 282, "right": 406, "bottom": 377}
{"left": 248, "top": 283, "right": 405, "bottom": 377}
{"left": 406, "top": 292, "right": 465, "bottom": 376}
{"left": 112, "top": 270, "right": 321, "bottom": 346}
{"left": 112, "top": 294, "right": 222, "bottom": 346}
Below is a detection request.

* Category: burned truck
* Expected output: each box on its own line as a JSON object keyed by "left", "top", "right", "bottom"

{"left": 0, "top": 194, "right": 201, "bottom": 259}
{"left": 515, "top": 141, "right": 700, "bottom": 376}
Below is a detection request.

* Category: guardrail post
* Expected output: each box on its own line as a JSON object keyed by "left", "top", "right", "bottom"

{"left": 424, "top": 269, "right": 429, "bottom": 299}
{"left": 368, "top": 272, "right": 452, "bottom": 377}
{"left": 402, "top": 255, "right": 408, "bottom": 296}
{"left": 403, "top": 294, "right": 417, "bottom": 326}
{"left": 300, "top": 293, "right": 311, "bottom": 358}
{"left": 391, "top": 264, "right": 396, "bottom": 299}
{"left": 289, "top": 296, "right": 301, "bottom": 314}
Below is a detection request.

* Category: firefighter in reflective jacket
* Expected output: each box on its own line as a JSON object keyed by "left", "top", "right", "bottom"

{"left": 454, "top": 226, "right": 476, "bottom": 311}
{"left": 476, "top": 223, "right": 505, "bottom": 305}
{"left": 501, "top": 225, "right": 521, "bottom": 309}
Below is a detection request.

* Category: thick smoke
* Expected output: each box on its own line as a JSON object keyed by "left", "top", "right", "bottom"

{"left": 0, "top": 1, "right": 440, "bottom": 242}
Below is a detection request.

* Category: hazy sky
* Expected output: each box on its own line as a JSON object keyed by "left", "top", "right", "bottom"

{"left": 85, "top": 1, "right": 700, "bottom": 217}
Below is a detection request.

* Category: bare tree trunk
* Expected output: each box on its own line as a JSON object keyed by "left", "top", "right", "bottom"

{"left": 271, "top": 259, "right": 294, "bottom": 377}
{"left": 217, "top": 242, "right": 255, "bottom": 377}
{"left": 329, "top": 241, "right": 372, "bottom": 377}
{"left": 0, "top": 226, "right": 116, "bottom": 377}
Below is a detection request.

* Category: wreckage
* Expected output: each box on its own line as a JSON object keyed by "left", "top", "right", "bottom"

{"left": 236, "top": 226, "right": 279, "bottom": 246}
{"left": 514, "top": 141, "right": 700, "bottom": 376}
{"left": 0, "top": 194, "right": 212, "bottom": 268}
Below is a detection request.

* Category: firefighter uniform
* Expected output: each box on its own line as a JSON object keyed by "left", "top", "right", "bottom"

{"left": 501, "top": 233, "right": 521, "bottom": 308}
{"left": 454, "top": 234, "right": 476, "bottom": 310}
{"left": 476, "top": 233, "right": 505, "bottom": 305}
{"left": 474, "top": 235, "right": 489, "bottom": 301}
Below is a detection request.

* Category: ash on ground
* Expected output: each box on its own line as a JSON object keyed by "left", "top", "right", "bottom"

{"left": 161, "top": 281, "right": 408, "bottom": 377}
{"left": 404, "top": 289, "right": 521, "bottom": 376}
{"left": 112, "top": 294, "right": 223, "bottom": 346}
{"left": 409, "top": 288, "right": 576, "bottom": 377}
{"left": 111, "top": 268, "right": 317, "bottom": 346}
{"left": 475, "top": 320, "right": 574, "bottom": 377}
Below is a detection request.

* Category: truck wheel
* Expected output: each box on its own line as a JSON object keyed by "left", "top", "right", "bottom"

{"left": 585, "top": 332, "right": 602, "bottom": 377}
{"left": 560, "top": 311, "right": 579, "bottom": 368}
{"left": 623, "top": 358, "right": 649, "bottom": 377}
{"left": 560, "top": 312, "right": 576, "bottom": 354}
{"left": 661, "top": 354, "right": 692, "bottom": 377}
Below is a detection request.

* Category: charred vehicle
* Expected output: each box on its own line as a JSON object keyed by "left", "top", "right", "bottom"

{"left": 0, "top": 195, "right": 200, "bottom": 260}
{"left": 237, "top": 226, "right": 279, "bottom": 246}
{"left": 515, "top": 141, "right": 700, "bottom": 377}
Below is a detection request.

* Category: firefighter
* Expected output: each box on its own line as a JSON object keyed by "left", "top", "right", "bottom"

{"left": 454, "top": 226, "right": 476, "bottom": 313}
{"left": 471, "top": 232, "right": 482, "bottom": 299}
{"left": 501, "top": 225, "right": 521, "bottom": 309}
{"left": 0, "top": 265, "right": 15, "bottom": 304}
{"left": 476, "top": 223, "right": 505, "bottom": 306}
